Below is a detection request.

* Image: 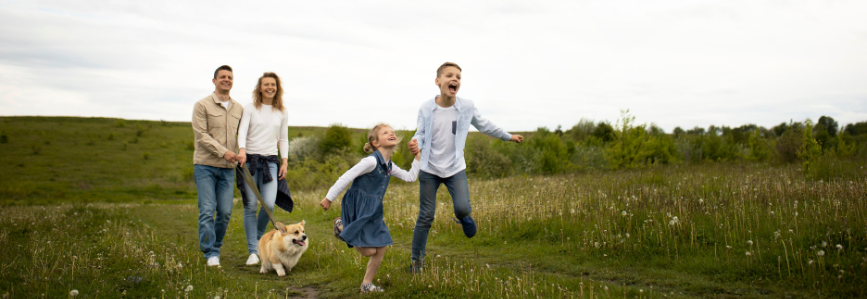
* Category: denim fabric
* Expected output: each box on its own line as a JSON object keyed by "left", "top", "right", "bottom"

{"left": 411, "top": 170, "right": 471, "bottom": 263}
{"left": 339, "top": 150, "right": 394, "bottom": 248}
{"left": 241, "top": 161, "right": 278, "bottom": 254}
{"left": 411, "top": 96, "right": 512, "bottom": 174}
{"left": 194, "top": 164, "right": 235, "bottom": 258}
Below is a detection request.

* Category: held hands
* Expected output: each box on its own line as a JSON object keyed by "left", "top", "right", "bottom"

{"left": 319, "top": 197, "right": 332, "bottom": 211}
{"left": 408, "top": 139, "right": 420, "bottom": 155}
{"left": 237, "top": 149, "right": 247, "bottom": 167}
{"left": 510, "top": 134, "right": 525, "bottom": 143}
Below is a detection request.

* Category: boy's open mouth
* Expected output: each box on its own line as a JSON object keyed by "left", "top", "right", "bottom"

{"left": 448, "top": 83, "right": 457, "bottom": 93}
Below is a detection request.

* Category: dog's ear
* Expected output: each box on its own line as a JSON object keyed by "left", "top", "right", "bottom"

{"left": 299, "top": 220, "right": 305, "bottom": 227}
{"left": 275, "top": 222, "right": 288, "bottom": 234}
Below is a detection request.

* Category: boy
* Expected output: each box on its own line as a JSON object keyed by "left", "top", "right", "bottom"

{"left": 407, "top": 62, "right": 524, "bottom": 272}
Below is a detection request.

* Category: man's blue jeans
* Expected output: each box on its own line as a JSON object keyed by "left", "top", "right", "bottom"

{"left": 411, "top": 170, "right": 472, "bottom": 264}
{"left": 241, "top": 161, "right": 278, "bottom": 254}
{"left": 194, "top": 164, "right": 235, "bottom": 259}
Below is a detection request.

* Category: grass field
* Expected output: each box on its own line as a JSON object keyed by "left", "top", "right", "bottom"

{"left": 1, "top": 117, "right": 865, "bottom": 298}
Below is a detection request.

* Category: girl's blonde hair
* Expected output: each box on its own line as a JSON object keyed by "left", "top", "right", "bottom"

{"left": 363, "top": 123, "right": 401, "bottom": 153}
{"left": 252, "top": 72, "right": 285, "bottom": 112}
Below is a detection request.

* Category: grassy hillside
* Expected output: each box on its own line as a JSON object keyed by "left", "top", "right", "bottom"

{"left": 0, "top": 117, "right": 347, "bottom": 204}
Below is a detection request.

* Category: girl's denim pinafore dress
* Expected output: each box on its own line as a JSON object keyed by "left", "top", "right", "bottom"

{"left": 339, "top": 150, "right": 393, "bottom": 248}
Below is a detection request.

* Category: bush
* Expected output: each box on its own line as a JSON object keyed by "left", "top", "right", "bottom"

{"left": 288, "top": 135, "right": 320, "bottom": 161}
{"left": 776, "top": 122, "right": 804, "bottom": 163}
{"left": 747, "top": 129, "right": 774, "bottom": 161}
{"left": 320, "top": 124, "right": 352, "bottom": 156}
{"left": 604, "top": 111, "right": 677, "bottom": 169}
{"left": 0, "top": 130, "right": 7, "bottom": 143}
{"left": 798, "top": 119, "right": 822, "bottom": 172}
{"left": 466, "top": 135, "right": 513, "bottom": 178}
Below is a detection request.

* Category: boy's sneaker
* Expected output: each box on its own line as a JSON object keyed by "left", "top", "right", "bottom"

{"left": 409, "top": 260, "right": 424, "bottom": 274}
{"left": 457, "top": 216, "right": 477, "bottom": 238}
{"left": 360, "top": 283, "right": 383, "bottom": 293}
{"left": 206, "top": 256, "right": 220, "bottom": 267}
{"left": 245, "top": 253, "right": 259, "bottom": 265}
{"left": 333, "top": 217, "right": 345, "bottom": 242}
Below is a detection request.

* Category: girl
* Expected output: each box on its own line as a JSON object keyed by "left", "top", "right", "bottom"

{"left": 237, "top": 72, "right": 290, "bottom": 266}
{"left": 319, "top": 124, "right": 420, "bottom": 293}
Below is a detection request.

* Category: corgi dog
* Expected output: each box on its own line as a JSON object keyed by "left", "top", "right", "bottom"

{"left": 258, "top": 221, "right": 308, "bottom": 276}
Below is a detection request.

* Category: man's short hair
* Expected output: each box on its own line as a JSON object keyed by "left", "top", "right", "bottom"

{"left": 436, "top": 62, "right": 461, "bottom": 78}
{"left": 214, "top": 65, "right": 233, "bottom": 79}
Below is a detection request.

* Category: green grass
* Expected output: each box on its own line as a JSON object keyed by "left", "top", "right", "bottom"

{"left": 1, "top": 116, "right": 865, "bottom": 298}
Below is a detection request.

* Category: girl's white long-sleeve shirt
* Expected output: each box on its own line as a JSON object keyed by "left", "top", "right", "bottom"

{"left": 326, "top": 157, "right": 421, "bottom": 201}
{"left": 237, "top": 103, "right": 289, "bottom": 158}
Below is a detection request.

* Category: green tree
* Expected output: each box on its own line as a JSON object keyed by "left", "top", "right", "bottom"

{"left": 604, "top": 110, "right": 677, "bottom": 169}
{"left": 592, "top": 122, "right": 615, "bottom": 142}
{"left": 798, "top": 119, "right": 822, "bottom": 172}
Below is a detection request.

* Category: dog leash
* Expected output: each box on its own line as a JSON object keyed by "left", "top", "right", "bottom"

{"left": 237, "top": 164, "right": 286, "bottom": 233}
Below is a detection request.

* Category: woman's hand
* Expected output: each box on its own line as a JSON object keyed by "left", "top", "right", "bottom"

{"left": 237, "top": 148, "right": 247, "bottom": 167}
{"left": 319, "top": 198, "right": 331, "bottom": 211}
{"left": 278, "top": 163, "right": 287, "bottom": 180}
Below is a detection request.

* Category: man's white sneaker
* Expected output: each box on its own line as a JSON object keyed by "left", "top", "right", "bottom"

{"left": 206, "top": 256, "right": 220, "bottom": 267}
{"left": 246, "top": 253, "right": 259, "bottom": 265}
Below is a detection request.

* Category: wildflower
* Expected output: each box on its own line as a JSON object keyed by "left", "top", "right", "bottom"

{"left": 822, "top": 241, "right": 827, "bottom": 248}
{"left": 837, "top": 244, "right": 843, "bottom": 251}
{"left": 185, "top": 285, "right": 194, "bottom": 292}
{"left": 747, "top": 240, "right": 753, "bottom": 246}
{"left": 808, "top": 259, "right": 814, "bottom": 265}
{"left": 594, "top": 242, "right": 600, "bottom": 248}
{"left": 817, "top": 250, "right": 825, "bottom": 257}
{"left": 698, "top": 198, "right": 703, "bottom": 204}
{"left": 625, "top": 233, "right": 630, "bottom": 238}
{"left": 570, "top": 209, "right": 575, "bottom": 214}
{"left": 621, "top": 210, "right": 627, "bottom": 217}
{"left": 668, "top": 216, "right": 679, "bottom": 226}
{"left": 70, "top": 290, "right": 79, "bottom": 297}
{"left": 746, "top": 251, "right": 752, "bottom": 256}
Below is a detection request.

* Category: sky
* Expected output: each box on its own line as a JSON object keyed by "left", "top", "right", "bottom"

{"left": 1, "top": 0, "right": 866, "bottom": 133}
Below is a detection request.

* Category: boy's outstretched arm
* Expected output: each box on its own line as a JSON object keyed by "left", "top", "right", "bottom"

{"left": 410, "top": 107, "right": 425, "bottom": 154}
{"left": 470, "top": 106, "right": 515, "bottom": 142}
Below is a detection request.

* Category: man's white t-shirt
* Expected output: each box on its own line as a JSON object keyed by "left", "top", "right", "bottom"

{"left": 425, "top": 105, "right": 463, "bottom": 177}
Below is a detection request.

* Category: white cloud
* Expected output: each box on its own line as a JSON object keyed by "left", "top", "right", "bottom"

{"left": 1, "top": 0, "right": 865, "bottom": 132}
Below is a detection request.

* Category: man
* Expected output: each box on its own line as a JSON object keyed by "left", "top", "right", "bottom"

{"left": 192, "top": 65, "right": 243, "bottom": 267}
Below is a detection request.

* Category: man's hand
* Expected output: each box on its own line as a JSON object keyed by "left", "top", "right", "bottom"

{"left": 237, "top": 149, "right": 247, "bottom": 167}
{"left": 319, "top": 198, "right": 331, "bottom": 211}
{"left": 408, "top": 139, "right": 420, "bottom": 155}
{"left": 224, "top": 150, "right": 237, "bottom": 162}
{"left": 510, "top": 135, "right": 524, "bottom": 143}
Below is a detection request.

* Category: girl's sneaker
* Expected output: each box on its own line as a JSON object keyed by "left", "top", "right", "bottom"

{"left": 360, "top": 283, "right": 383, "bottom": 293}
{"left": 333, "top": 217, "right": 345, "bottom": 242}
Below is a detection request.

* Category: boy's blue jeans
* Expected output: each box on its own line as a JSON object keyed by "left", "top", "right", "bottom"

{"left": 194, "top": 164, "right": 235, "bottom": 259}
{"left": 411, "top": 170, "right": 472, "bottom": 264}
{"left": 241, "top": 161, "right": 278, "bottom": 254}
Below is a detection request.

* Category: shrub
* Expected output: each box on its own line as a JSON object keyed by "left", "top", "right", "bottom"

{"left": 0, "top": 130, "right": 7, "bottom": 143}
{"left": 798, "top": 119, "right": 822, "bottom": 171}
{"left": 604, "top": 110, "right": 677, "bottom": 169}
{"left": 747, "top": 129, "right": 774, "bottom": 161}
{"left": 320, "top": 124, "right": 352, "bottom": 156}
{"left": 115, "top": 119, "right": 126, "bottom": 128}
{"left": 143, "top": 152, "right": 150, "bottom": 160}
{"left": 288, "top": 135, "right": 320, "bottom": 161}
{"left": 466, "top": 135, "right": 513, "bottom": 178}
{"left": 776, "top": 121, "right": 804, "bottom": 163}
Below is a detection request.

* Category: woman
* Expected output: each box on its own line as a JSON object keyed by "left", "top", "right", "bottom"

{"left": 237, "top": 72, "right": 290, "bottom": 265}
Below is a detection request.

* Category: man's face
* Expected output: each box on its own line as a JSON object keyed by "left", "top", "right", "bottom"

{"left": 435, "top": 66, "right": 461, "bottom": 98}
{"left": 213, "top": 70, "right": 233, "bottom": 92}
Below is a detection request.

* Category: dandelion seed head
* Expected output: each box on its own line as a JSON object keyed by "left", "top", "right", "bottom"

{"left": 185, "top": 285, "right": 194, "bottom": 292}
{"left": 746, "top": 251, "right": 752, "bottom": 256}
{"left": 822, "top": 241, "right": 827, "bottom": 248}
{"left": 837, "top": 244, "right": 843, "bottom": 250}
{"left": 817, "top": 250, "right": 825, "bottom": 256}
{"left": 621, "top": 210, "right": 627, "bottom": 216}
{"left": 747, "top": 240, "right": 753, "bottom": 246}
{"left": 69, "top": 290, "right": 79, "bottom": 297}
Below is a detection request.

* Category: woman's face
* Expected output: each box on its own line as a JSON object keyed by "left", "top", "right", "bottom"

{"left": 260, "top": 77, "right": 277, "bottom": 100}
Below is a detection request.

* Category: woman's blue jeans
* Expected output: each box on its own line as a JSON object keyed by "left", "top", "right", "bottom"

{"left": 241, "top": 161, "right": 278, "bottom": 254}
{"left": 411, "top": 170, "right": 472, "bottom": 264}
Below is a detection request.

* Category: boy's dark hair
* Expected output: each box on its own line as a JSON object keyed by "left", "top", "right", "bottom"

{"left": 214, "top": 65, "right": 233, "bottom": 79}
{"left": 436, "top": 62, "right": 461, "bottom": 78}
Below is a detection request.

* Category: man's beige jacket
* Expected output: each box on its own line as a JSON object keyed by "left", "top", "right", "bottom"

{"left": 192, "top": 93, "right": 243, "bottom": 168}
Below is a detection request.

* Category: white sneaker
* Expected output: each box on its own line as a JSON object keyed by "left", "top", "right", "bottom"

{"left": 246, "top": 253, "right": 259, "bottom": 265}
{"left": 206, "top": 256, "right": 220, "bottom": 267}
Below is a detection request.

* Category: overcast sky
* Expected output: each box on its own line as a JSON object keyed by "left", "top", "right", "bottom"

{"left": 1, "top": 0, "right": 865, "bottom": 132}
